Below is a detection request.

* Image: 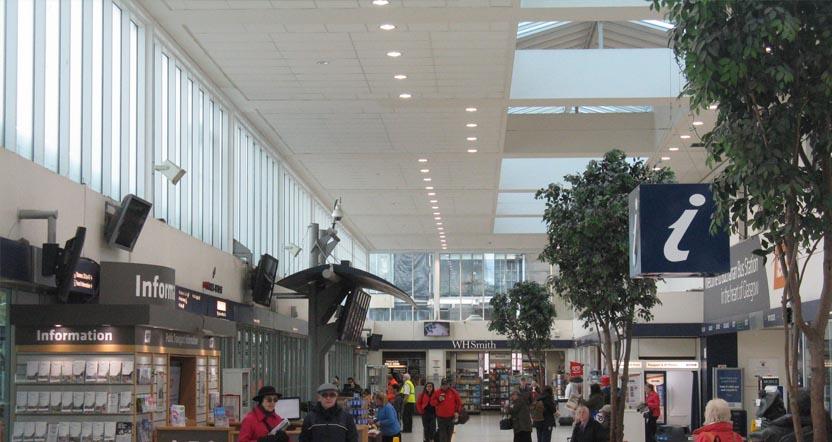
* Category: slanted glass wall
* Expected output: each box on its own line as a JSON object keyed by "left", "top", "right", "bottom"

{"left": 222, "top": 326, "right": 309, "bottom": 398}
{"left": 368, "top": 252, "right": 434, "bottom": 321}
{"left": 439, "top": 253, "right": 524, "bottom": 321}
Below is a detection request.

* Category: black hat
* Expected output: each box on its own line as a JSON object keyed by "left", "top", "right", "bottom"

{"left": 253, "top": 386, "right": 280, "bottom": 403}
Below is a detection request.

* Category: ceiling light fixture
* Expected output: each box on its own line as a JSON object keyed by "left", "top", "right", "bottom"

{"left": 692, "top": 121, "right": 704, "bottom": 126}
{"left": 423, "top": 177, "right": 432, "bottom": 182}
{"left": 387, "top": 51, "right": 402, "bottom": 58}
{"left": 661, "top": 156, "right": 670, "bottom": 161}
{"left": 466, "top": 137, "right": 477, "bottom": 141}
{"left": 668, "top": 147, "right": 680, "bottom": 152}
{"left": 379, "top": 24, "right": 396, "bottom": 31}
{"left": 418, "top": 158, "right": 428, "bottom": 162}
{"left": 429, "top": 199, "right": 438, "bottom": 203}
{"left": 434, "top": 217, "right": 441, "bottom": 220}
{"left": 433, "top": 212, "right": 440, "bottom": 215}
{"left": 466, "top": 123, "right": 478, "bottom": 128}
{"left": 438, "top": 227, "right": 444, "bottom": 230}
{"left": 680, "top": 134, "right": 692, "bottom": 139}
{"left": 653, "top": 166, "right": 661, "bottom": 171}
{"left": 428, "top": 192, "right": 436, "bottom": 196}
{"left": 465, "top": 107, "right": 477, "bottom": 112}
{"left": 316, "top": 60, "right": 330, "bottom": 65}
{"left": 425, "top": 186, "right": 434, "bottom": 190}
{"left": 399, "top": 93, "right": 412, "bottom": 99}
{"left": 708, "top": 104, "right": 718, "bottom": 110}
{"left": 420, "top": 169, "right": 430, "bottom": 173}
{"left": 431, "top": 206, "right": 439, "bottom": 209}
{"left": 394, "top": 74, "right": 407, "bottom": 80}
{"left": 372, "top": 0, "right": 389, "bottom": 5}
{"left": 467, "top": 149, "right": 478, "bottom": 153}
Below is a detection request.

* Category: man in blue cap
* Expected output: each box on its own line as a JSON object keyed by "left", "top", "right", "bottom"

{"left": 299, "top": 383, "right": 358, "bottom": 442}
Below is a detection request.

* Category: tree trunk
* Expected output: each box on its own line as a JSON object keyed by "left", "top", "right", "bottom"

{"left": 778, "top": 239, "right": 805, "bottom": 437}
{"left": 806, "top": 331, "right": 828, "bottom": 442}
{"left": 600, "top": 323, "right": 617, "bottom": 442}
{"left": 616, "top": 324, "right": 633, "bottom": 442}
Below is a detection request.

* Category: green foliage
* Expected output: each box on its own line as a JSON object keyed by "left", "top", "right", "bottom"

{"left": 535, "top": 150, "right": 675, "bottom": 330}
{"left": 652, "top": 0, "right": 832, "bottom": 254}
{"left": 488, "top": 281, "right": 556, "bottom": 357}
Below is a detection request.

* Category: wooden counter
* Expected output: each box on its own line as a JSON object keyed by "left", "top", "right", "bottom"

{"left": 284, "top": 424, "right": 369, "bottom": 442}
{"left": 156, "top": 425, "right": 235, "bottom": 442}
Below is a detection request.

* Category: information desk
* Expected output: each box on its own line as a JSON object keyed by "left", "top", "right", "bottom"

{"left": 156, "top": 425, "right": 235, "bottom": 442}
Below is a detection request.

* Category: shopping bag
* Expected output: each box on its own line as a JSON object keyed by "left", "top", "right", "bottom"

{"left": 499, "top": 417, "right": 512, "bottom": 430}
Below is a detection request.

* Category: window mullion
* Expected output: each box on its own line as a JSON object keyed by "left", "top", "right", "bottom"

{"left": 32, "top": 0, "right": 46, "bottom": 165}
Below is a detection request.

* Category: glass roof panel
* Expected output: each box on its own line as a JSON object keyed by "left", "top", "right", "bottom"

{"left": 631, "top": 19, "right": 675, "bottom": 31}
{"left": 517, "top": 21, "right": 571, "bottom": 39}
{"left": 508, "top": 106, "right": 652, "bottom": 114}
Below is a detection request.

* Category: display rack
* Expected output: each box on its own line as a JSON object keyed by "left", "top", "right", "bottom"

{"left": 455, "top": 359, "right": 481, "bottom": 414}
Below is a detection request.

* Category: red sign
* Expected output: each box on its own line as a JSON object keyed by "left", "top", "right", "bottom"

{"left": 570, "top": 361, "right": 584, "bottom": 377}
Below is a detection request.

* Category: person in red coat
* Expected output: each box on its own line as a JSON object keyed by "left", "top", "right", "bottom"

{"left": 430, "top": 378, "right": 462, "bottom": 442}
{"left": 416, "top": 382, "right": 437, "bottom": 442}
{"left": 692, "top": 399, "right": 743, "bottom": 442}
{"left": 239, "top": 386, "right": 287, "bottom": 442}
{"left": 645, "top": 384, "right": 661, "bottom": 442}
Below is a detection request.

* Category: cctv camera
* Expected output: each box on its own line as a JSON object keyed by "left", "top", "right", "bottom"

{"left": 331, "top": 198, "right": 343, "bottom": 222}
{"left": 154, "top": 160, "right": 186, "bottom": 185}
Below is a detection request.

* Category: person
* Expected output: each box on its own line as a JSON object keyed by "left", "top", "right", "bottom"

{"left": 386, "top": 382, "right": 397, "bottom": 404}
{"left": 600, "top": 375, "right": 611, "bottom": 405}
{"left": 532, "top": 385, "right": 557, "bottom": 442}
{"left": 342, "top": 377, "right": 362, "bottom": 396}
{"left": 570, "top": 404, "right": 607, "bottom": 442}
{"left": 754, "top": 389, "right": 832, "bottom": 442}
{"left": 692, "top": 399, "right": 743, "bottom": 442}
{"left": 299, "top": 383, "right": 358, "bottom": 442}
{"left": 509, "top": 390, "right": 532, "bottom": 442}
{"left": 644, "top": 384, "right": 661, "bottom": 442}
{"left": 332, "top": 376, "right": 341, "bottom": 389}
{"left": 239, "top": 386, "right": 288, "bottom": 442}
{"left": 416, "top": 382, "right": 437, "bottom": 442}
{"left": 373, "top": 391, "right": 402, "bottom": 442}
{"left": 564, "top": 376, "right": 583, "bottom": 418}
{"left": 401, "top": 373, "right": 417, "bottom": 433}
{"left": 430, "top": 378, "right": 462, "bottom": 442}
{"left": 748, "top": 390, "right": 786, "bottom": 440}
{"left": 586, "top": 384, "right": 604, "bottom": 415}
{"left": 390, "top": 383, "right": 404, "bottom": 424}
{"left": 597, "top": 404, "right": 612, "bottom": 433}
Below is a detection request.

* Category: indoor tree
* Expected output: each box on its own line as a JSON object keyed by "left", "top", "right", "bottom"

{"left": 536, "top": 150, "right": 674, "bottom": 442}
{"left": 653, "top": 1, "right": 832, "bottom": 438}
{"left": 488, "top": 280, "right": 557, "bottom": 385}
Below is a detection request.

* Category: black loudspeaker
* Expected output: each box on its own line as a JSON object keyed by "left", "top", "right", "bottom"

{"left": 54, "top": 227, "right": 87, "bottom": 303}
{"left": 251, "top": 254, "right": 279, "bottom": 307}
{"left": 104, "top": 194, "right": 152, "bottom": 252}
{"left": 367, "top": 334, "right": 382, "bottom": 351}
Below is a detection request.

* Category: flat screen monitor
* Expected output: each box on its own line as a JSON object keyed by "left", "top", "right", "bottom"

{"left": 424, "top": 321, "right": 450, "bottom": 337}
{"left": 337, "top": 289, "right": 370, "bottom": 343}
{"left": 55, "top": 227, "right": 87, "bottom": 303}
{"left": 105, "top": 194, "right": 152, "bottom": 252}
{"left": 251, "top": 254, "right": 279, "bottom": 306}
{"left": 276, "top": 397, "right": 301, "bottom": 420}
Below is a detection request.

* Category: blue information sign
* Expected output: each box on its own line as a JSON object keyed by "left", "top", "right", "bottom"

{"left": 629, "top": 183, "right": 730, "bottom": 278}
{"left": 714, "top": 368, "right": 743, "bottom": 408}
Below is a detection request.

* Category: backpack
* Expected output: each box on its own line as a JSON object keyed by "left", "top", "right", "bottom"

{"left": 530, "top": 400, "right": 545, "bottom": 422}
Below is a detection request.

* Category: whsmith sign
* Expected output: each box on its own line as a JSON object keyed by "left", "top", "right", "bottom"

{"left": 99, "top": 262, "right": 176, "bottom": 306}
{"left": 380, "top": 339, "right": 574, "bottom": 350}
{"left": 703, "top": 236, "right": 770, "bottom": 323}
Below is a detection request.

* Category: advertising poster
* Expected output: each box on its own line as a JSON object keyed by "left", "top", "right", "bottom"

{"left": 569, "top": 361, "right": 584, "bottom": 377}
{"left": 714, "top": 368, "right": 743, "bottom": 408}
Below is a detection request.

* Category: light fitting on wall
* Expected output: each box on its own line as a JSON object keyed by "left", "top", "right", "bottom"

{"left": 153, "top": 160, "right": 186, "bottom": 185}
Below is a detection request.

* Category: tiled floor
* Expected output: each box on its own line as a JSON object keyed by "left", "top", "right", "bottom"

{"left": 398, "top": 413, "right": 575, "bottom": 442}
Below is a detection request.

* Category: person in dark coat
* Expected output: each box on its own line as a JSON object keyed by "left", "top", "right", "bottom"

{"left": 586, "top": 383, "right": 605, "bottom": 415}
{"left": 238, "top": 386, "right": 288, "bottom": 442}
{"left": 510, "top": 390, "right": 532, "bottom": 442}
{"left": 571, "top": 405, "right": 607, "bottom": 442}
{"left": 299, "top": 383, "right": 358, "bottom": 442}
{"left": 753, "top": 389, "right": 832, "bottom": 442}
{"left": 341, "top": 377, "right": 362, "bottom": 397}
{"left": 533, "top": 385, "right": 557, "bottom": 442}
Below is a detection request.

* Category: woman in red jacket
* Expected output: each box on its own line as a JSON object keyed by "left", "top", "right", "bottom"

{"left": 239, "top": 386, "right": 287, "bottom": 442}
{"left": 430, "top": 379, "right": 462, "bottom": 442}
{"left": 692, "top": 399, "right": 743, "bottom": 442}
{"left": 645, "top": 384, "right": 661, "bottom": 442}
{"left": 416, "top": 382, "right": 437, "bottom": 442}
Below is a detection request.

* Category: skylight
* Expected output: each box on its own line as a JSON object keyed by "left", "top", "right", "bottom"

{"left": 493, "top": 217, "right": 547, "bottom": 235}
{"left": 632, "top": 20, "right": 675, "bottom": 31}
{"left": 517, "top": 21, "right": 570, "bottom": 39}
{"left": 507, "top": 106, "right": 653, "bottom": 115}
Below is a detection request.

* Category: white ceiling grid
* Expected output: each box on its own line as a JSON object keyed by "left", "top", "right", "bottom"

{"left": 141, "top": 0, "right": 714, "bottom": 252}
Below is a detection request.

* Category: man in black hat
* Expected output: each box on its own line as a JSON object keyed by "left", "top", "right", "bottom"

{"left": 299, "top": 383, "right": 358, "bottom": 442}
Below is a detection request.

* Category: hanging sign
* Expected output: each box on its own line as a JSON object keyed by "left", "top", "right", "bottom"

{"left": 99, "top": 262, "right": 176, "bottom": 306}
{"left": 569, "top": 361, "right": 584, "bottom": 377}
{"left": 629, "top": 184, "right": 729, "bottom": 278}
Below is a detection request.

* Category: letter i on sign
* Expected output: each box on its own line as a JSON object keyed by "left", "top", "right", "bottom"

{"left": 663, "top": 193, "right": 706, "bottom": 263}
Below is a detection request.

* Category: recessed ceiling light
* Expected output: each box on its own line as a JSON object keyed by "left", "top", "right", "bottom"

{"left": 653, "top": 166, "right": 661, "bottom": 171}
{"left": 429, "top": 200, "right": 438, "bottom": 204}
{"left": 394, "top": 74, "right": 407, "bottom": 80}
{"left": 372, "top": 0, "right": 389, "bottom": 5}
{"left": 466, "top": 123, "right": 478, "bottom": 128}
{"left": 420, "top": 169, "right": 430, "bottom": 173}
{"left": 399, "top": 93, "right": 412, "bottom": 99}
{"left": 466, "top": 137, "right": 477, "bottom": 141}
{"left": 668, "top": 147, "right": 680, "bottom": 152}
{"left": 708, "top": 104, "right": 718, "bottom": 110}
{"left": 434, "top": 217, "right": 441, "bottom": 220}
{"left": 423, "top": 177, "right": 432, "bottom": 182}
{"left": 467, "top": 149, "right": 478, "bottom": 153}
{"left": 387, "top": 51, "right": 402, "bottom": 58}
{"left": 438, "top": 227, "right": 444, "bottom": 230}
{"left": 433, "top": 212, "right": 440, "bottom": 215}
{"left": 436, "top": 222, "right": 443, "bottom": 225}
{"left": 465, "top": 107, "right": 477, "bottom": 112}
{"left": 661, "top": 156, "right": 670, "bottom": 161}
{"left": 425, "top": 186, "right": 433, "bottom": 190}
{"left": 428, "top": 192, "right": 436, "bottom": 196}
{"left": 680, "top": 134, "right": 691, "bottom": 139}
{"left": 418, "top": 158, "right": 428, "bottom": 162}
{"left": 692, "top": 121, "right": 704, "bottom": 126}
{"left": 431, "top": 206, "right": 439, "bottom": 209}
{"left": 379, "top": 24, "right": 396, "bottom": 31}
{"left": 316, "top": 60, "right": 329, "bottom": 65}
